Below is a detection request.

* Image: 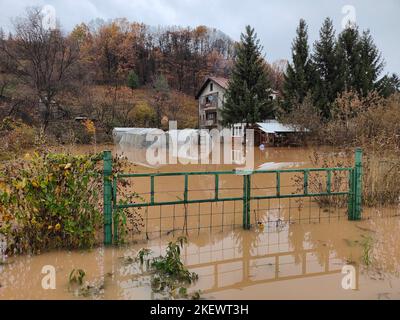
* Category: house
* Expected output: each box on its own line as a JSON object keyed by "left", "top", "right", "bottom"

{"left": 195, "top": 77, "right": 229, "bottom": 131}
{"left": 195, "top": 76, "right": 279, "bottom": 131}
{"left": 195, "top": 77, "right": 306, "bottom": 146}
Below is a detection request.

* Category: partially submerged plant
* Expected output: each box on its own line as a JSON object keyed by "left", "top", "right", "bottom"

{"left": 0, "top": 152, "right": 103, "bottom": 254}
{"left": 69, "top": 269, "right": 86, "bottom": 286}
{"left": 137, "top": 248, "right": 152, "bottom": 268}
{"left": 360, "top": 234, "right": 374, "bottom": 266}
{"left": 136, "top": 236, "right": 201, "bottom": 300}
{"left": 293, "top": 150, "right": 351, "bottom": 209}
{"left": 68, "top": 268, "right": 104, "bottom": 298}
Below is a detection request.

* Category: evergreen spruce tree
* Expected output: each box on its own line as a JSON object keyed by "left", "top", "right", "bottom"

{"left": 377, "top": 73, "right": 400, "bottom": 97}
{"left": 336, "top": 25, "right": 385, "bottom": 97}
{"left": 127, "top": 70, "right": 140, "bottom": 92}
{"left": 221, "top": 25, "right": 273, "bottom": 128}
{"left": 311, "top": 18, "right": 337, "bottom": 119}
{"left": 283, "top": 19, "right": 313, "bottom": 111}
{"left": 358, "top": 30, "right": 385, "bottom": 95}
{"left": 335, "top": 25, "right": 361, "bottom": 93}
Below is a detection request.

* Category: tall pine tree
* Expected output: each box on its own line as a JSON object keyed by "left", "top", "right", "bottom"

{"left": 335, "top": 25, "right": 361, "bottom": 93}
{"left": 358, "top": 30, "right": 385, "bottom": 95}
{"left": 221, "top": 25, "right": 273, "bottom": 128}
{"left": 376, "top": 73, "right": 400, "bottom": 97}
{"left": 311, "top": 18, "right": 337, "bottom": 119}
{"left": 283, "top": 19, "right": 313, "bottom": 111}
{"left": 336, "top": 25, "right": 385, "bottom": 97}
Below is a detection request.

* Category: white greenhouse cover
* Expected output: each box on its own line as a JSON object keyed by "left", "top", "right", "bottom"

{"left": 113, "top": 127, "right": 162, "bottom": 144}
{"left": 167, "top": 129, "right": 199, "bottom": 144}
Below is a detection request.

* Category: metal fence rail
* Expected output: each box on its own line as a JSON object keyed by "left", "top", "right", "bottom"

{"left": 103, "top": 148, "right": 363, "bottom": 245}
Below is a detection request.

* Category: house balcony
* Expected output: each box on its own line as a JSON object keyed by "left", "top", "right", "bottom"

{"left": 200, "top": 93, "right": 219, "bottom": 110}
{"left": 201, "top": 101, "right": 218, "bottom": 110}
{"left": 200, "top": 119, "right": 218, "bottom": 127}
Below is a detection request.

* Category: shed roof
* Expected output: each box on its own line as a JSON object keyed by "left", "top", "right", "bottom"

{"left": 256, "top": 120, "right": 300, "bottom": 134}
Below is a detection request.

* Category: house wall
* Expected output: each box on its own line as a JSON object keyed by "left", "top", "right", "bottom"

{"left": 197, "top": 80, "right": 278, "bottom": 133}
{"left": 198, "top": 80, "right": 226, "bottom": 130}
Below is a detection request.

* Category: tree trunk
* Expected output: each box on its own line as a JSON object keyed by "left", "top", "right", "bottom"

{"left": 43, "top": 102, "right": 51, "bottom": 131}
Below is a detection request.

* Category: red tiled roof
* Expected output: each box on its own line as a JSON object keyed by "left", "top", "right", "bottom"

{"left": 209, "top": 77, "right": 229, "bottom": 89}
{"left": 195, "top": 76, "right": 229, "bottom": 99}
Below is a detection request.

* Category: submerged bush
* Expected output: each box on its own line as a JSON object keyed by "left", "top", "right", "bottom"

{"left": 293, "top": 149, "right": 400, "bottom": 208}
{"left": 281, "top": 91, "right": 400, "bottom": 153}
{"left": 293, "top": 150, "right": 351, "bottom": 208}
{"left": 0, "top": 151, "right": 103, "bottom": 254}
{"left": 362, "top": 155, "right": 400, "bottom": 206}
{"left": 136, "top": 237, "right": 200, "bottom": 300}
{"left": 284, "top": 92, "right": 400, "bottom": 207}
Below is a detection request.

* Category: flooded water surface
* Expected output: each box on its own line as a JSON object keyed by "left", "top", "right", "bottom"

{"left": 1, "top": 146, "right": 399, "bottom": 299}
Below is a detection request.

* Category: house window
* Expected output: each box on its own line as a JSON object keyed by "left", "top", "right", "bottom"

{"left": 206, "top": 112, "right": 216, "bottom": 120}
{"left": 210, "top": 82, "right": 213, "bottom": 91}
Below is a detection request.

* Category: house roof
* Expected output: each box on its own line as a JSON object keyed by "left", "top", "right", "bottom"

{"left": 195, "top": 76, "right": 281, "bottom": 100}
{"left": 195, "top": 77, "right": 229, "bottom": 99}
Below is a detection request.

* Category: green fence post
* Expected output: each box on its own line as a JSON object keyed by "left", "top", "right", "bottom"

{"left": 348, "top": 169, "right": 354, "bottom": 219}
{"left": 103, "top": 150, "right": 113, "bottom": 245}
{"left": 113, "top": 175, "right": 118, "bottom": 244}
{"left": 327, "top": 171, "right": 332, "bottom": 194}
{"left": 348, "top": 148, "right": 362, "bottom": 221}
{"left": 215, "top": 174, "right": 219, "bottom": 200}
{"left": 303, "top": 170, "right": 309, "bottom": 195}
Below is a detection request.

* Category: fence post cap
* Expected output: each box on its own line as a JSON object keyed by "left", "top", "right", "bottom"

{"left": 235, "top": 169, "right": 254, "bottom": 176}
{"left": 103, "top": 150, "right": 112, "bottom": 158}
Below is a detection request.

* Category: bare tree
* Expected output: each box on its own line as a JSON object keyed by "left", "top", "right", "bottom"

{"left": 0, "top": 8, "right": 79, "bottom": 129}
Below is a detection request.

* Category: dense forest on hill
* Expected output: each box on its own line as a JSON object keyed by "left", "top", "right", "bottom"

{"left": 69, "top": 19, "right": 236, "bottom": 95}
{"left": 0, "top": 8, "right": 285, "bottom": 144}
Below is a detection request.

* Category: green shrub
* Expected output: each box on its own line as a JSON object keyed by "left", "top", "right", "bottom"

{"left": 0, "top": 151, "right": 103, "bottom": 254}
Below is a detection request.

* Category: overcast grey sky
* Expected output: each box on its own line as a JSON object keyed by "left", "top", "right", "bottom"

{"left": 0, "top": 0, "right": 399, "bottom": 74}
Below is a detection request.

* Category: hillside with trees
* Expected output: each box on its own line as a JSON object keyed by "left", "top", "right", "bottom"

{"left": 1, "top": 7, "right": 399, "bottom": 151}
{"left": 0, "top": 8, "right": 238, "bottom": 144}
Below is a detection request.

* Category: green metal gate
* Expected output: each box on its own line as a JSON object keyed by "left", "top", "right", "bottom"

{"left": 103, "top": 148, "right": 363, "bottom": 245}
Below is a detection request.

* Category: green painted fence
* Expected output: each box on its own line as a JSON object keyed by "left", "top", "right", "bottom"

{"left": 103, "top": 148, "right": 363, "bottom": 245}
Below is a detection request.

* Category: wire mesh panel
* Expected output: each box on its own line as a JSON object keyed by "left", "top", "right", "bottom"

{"left": 102, "top": 149, "right": 363, "bottom": 245}
{"left": 112, "top": 167, "right": 353, "bottom": 242}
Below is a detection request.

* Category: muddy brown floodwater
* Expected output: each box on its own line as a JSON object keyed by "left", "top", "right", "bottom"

{"left": 1, "top": 146, "right": 400, "bottom": 299}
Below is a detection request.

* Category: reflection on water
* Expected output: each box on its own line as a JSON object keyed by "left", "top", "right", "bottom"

{"left": 1, "top": 216, "right": 400, "bottom": 300}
